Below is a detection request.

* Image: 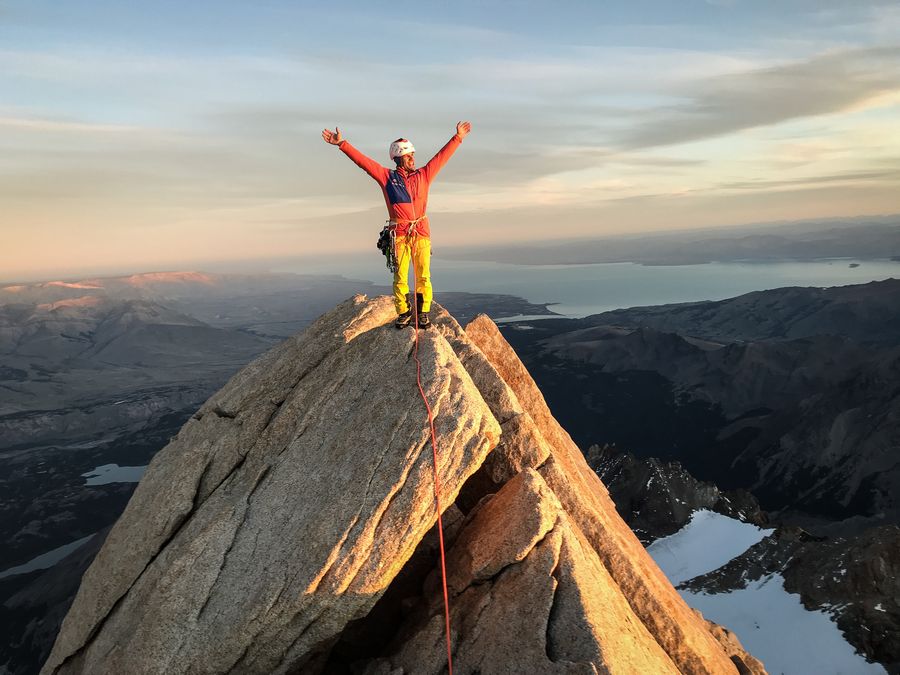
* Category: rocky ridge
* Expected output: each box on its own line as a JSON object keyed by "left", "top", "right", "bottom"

{"left": 517, "top": 302, "right": 900, "bottom": 523}
{"left": 586, "top": 445, "right": 767, "bottom": 543}
{"left": 42, "top": 296, "right": 763, "bottom": 674}
{"left": 582, "top": 278, "right": 900, "bottom": 345}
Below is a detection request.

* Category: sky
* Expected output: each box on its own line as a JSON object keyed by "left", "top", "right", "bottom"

{"left": 2, "top": 0, "right": 900, "bottom": 281}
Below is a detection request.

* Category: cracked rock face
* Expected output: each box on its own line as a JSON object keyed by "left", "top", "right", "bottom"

{"left": 43, "top": 296, "right": 764, "bottom": 675}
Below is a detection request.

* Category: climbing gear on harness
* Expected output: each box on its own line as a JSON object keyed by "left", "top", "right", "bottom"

{"left": 395, "top": 309, "right": 413, "bottom": 329}
{"left": 377, "top": 223, "right": 398, "bottom": 273}
{"left": 389, "top": 138, "right": 415, "bottom": 160}
{"left": 378, "top": 216, "right": 427, "bottom": 280}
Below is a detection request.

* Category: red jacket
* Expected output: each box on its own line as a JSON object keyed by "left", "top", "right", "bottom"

{"left": 340, "top": 134, "right": 462, "bottom": 237}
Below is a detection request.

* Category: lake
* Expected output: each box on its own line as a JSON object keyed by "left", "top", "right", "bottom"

{"left": 275, "top": 255, "right": 900, "bottom": 319}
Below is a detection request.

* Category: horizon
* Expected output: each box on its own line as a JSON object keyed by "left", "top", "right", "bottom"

{"left": 4, "top": 213, "right": 899, "bottom": 285}
{"left": 3, "top": 1, "right": 900, "bottom": 279}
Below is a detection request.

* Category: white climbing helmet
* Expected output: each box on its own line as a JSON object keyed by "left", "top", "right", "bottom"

{"left": 389, "top": 138, "right": 415, "bottom": 160}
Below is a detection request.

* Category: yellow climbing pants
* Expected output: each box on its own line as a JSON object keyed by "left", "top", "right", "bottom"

{"left": 393, "top": 234, "right": 432, "bottom": 314}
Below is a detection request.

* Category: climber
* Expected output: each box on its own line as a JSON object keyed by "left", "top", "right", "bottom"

{"left": 322, "top": 121, "right": 472, "bottom": 329}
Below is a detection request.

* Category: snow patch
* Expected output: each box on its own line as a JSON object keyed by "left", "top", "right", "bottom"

{"left": 647, "top": 509, "right": 771, "bottom": 585}
{"left": 646, "top": 510, "right": 885, "bottom": 674}
{"left": 681, "top": 575, "right": 886, "bottom": 675}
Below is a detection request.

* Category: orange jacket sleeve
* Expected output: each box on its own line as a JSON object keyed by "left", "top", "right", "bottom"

{"left": 421, "top": 134, "right": 462, "bottom": 183}
{"left": 339, "top": 141, "right": 389, "bottom": 186}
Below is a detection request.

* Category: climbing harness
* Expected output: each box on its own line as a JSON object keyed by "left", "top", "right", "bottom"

{"left": 408, "top": 228, "right": 454, "bottom": 675}
{"left": 377, "top": 215, "right": 428, "bottom": 275}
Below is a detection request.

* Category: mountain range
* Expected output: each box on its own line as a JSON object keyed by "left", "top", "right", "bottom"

{"left": 2, "top": 271, "right": 896, "bottom": 673}
{"left": 441, "top": 218, "right": 900, "bottom": 266}
{"left": 500, "top": 278, "right": 900, "bottom": 526}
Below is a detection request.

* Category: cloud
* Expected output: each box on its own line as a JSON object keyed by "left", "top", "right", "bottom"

{"left": 619, "top": 46, "right": 900, "bottom": 149}
{"left": 0, "top": 115, "right": 140, "bottom": 134}
{"left": 715, "top": 167, "right": 900, "bottom": 192}
{"left": 3, "top": 8, "right": 900, "bottom": 279}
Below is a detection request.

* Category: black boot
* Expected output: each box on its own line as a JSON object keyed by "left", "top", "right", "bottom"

{"left": 414, "top": 293, "right": 430, "bottom": 329}
{"left": 395, "top": 310, "right": 412, "bottom": 329}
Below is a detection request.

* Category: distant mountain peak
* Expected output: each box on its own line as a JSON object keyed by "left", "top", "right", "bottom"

{"left": 43, "top": 281, "right": 103, "bottom": 290}
{"left": 121, "top": 271, "right": 217, "bottom": 287}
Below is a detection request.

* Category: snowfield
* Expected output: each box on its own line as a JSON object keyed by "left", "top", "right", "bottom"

{"left": 682, "top": 575, "right": 886, "bottom": 675}
{"left": 648, "top": 510, "right": 886, "bottom": 675}
{"left": 647, "top": 509, "right": 771, "bottom": 585}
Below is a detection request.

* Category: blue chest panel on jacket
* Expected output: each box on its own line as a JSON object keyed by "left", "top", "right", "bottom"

{"left": 386, "top": 170, "right": 412, "bottom": 205}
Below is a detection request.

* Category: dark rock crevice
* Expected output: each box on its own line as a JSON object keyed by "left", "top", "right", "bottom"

{"left": 195, "top": 464, "right": 272, "bottom": 622}
{"left": 544, "top": 550, "right": 564, "bottom": 662}
{"left": 315, "top": 446, "right": 509, "bottom": 673}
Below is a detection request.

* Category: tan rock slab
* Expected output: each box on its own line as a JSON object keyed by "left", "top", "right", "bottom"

{"left": 42, "top": 297, "right": 500, "bottom": 675}
{"left": 465, "top": 314, "right": 746, "bottom": 675}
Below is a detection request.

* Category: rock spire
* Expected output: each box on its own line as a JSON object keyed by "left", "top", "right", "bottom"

{"left": 43, "top": 296, "right": 764, "bottom": 675}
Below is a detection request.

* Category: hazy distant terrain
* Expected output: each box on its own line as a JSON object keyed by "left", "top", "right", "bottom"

{"left": 583, "top": 279, "right": 900, "bottom": 344}
{"left": 442, "top": 217, "right": 900, "bottom": 266}
{"left": 498, "top": 278, "right": 900, "bottom": 669}
{"left": 0, "top": 271, "right": 555, "bottom": 571}
{"left": 0, "top": 270, "right": 562, "bottom": 673}
{"left": 501, "top": 279, "right": 900, "bottom": 525}
{"left": 3, "top": 270, "right": 899, "bottom": 673}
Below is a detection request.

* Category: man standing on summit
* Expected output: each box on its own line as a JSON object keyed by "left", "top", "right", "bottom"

{"left": 322, "top": 122, "right": 472, "bottom": 329}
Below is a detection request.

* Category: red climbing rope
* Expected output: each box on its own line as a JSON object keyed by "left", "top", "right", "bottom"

{"left": 408, "top": 232, "right": 454, "bottom": 675}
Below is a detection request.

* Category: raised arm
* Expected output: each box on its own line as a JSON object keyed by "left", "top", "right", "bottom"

{"left": 322, "top": 126, "right": 388, "bottom": 183}
{"left": 422, "top": 121, "right": 471, "bottom": 183}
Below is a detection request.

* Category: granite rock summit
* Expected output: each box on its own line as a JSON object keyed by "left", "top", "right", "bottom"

{"left": 42, "top": 296, "right": 764, "bottom": 675}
